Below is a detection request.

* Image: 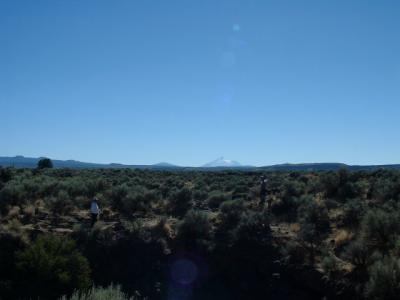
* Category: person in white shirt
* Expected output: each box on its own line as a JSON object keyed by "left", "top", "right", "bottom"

{"left": 90, "top": 197, "right": 100, "bottom": 227}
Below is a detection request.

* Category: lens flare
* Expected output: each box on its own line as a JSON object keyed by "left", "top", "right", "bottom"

{"left": 170, "top": 258, "right": 198, "bottom": 285}
{"left": 221, "top": 51, "right": 236, "bottom": 68}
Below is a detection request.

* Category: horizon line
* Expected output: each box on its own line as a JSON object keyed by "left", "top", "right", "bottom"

{"left": 1, "top": 155, "right": 400, "bottom": 168}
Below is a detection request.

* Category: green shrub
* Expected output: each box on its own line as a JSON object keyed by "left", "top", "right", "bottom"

{"left": 365, "top": 256, "right": 400, "bottom": 300}
{"left": 282, "top": 180, "right": 306, "bottom": 198}
{"left": 298, "top": 197, "right": 330, "bottom": 235}
{"left": 352, "top": 179, "right": 370, "bottom": 200}
{"left": 219, "top": 199, "right": 244, "bottom": 230}
{"left": 271, "top": 195, "right": 299, "bottom": 219}
{"left": 342, "top": 198, "right": 365, "bottom": 227}
{"left": 337, "top": 182, "right": 357, "bottom": 200}
{"left": 360, "top": 209, "right": 400, "bottom": 250}
{"left": 207, "top": 191, "right": 229, "bottom": 210}
{"left": 0, "top": 232, "right": 28, "bottom": 299}
{"left": 168, "top": 187, "right": 193, "bottom": 217}
{"left": 0, "top": 181, "right": 25, "bottom": 214}
{"left": 178, "top": 210, "right": 211, "bottom": 241}
{"left": 86, "top": 179, "right": 107, "bottom": 198}
{"left": 60, "top": 178, "right": 89, "bottom": 198}
{"left": 371, "top": 176, "right": 400, "bottom": 202}
{"left": 324, "top": 198, "right": 339, "bottom": 210}
{"left": 231, "top": 210, "right": 270, "bottom": 245}
{"left": 319, "top": 172, "right": 340, "bottom": 198}
{"left": 233, "top": 185, "right": 248, "bottom": 194}
{"left": 321, "top": 253, "right": 338, "bottom": 279}
{"left": 48, "top": 190, "right": 73, "bottom": 216}
{"left": 345, "top": 239, "right": 370, "bottom": 269}
{"left": 16, "top": 235, "right": 91, "bottom": 299}
{"left": 121, "top": 191, "right": 151, "bottom": 215}
{"left": 297, "top": 198, "right": 330, "bottom": 264}
{"left": 280, "top": 240, "right": 305, "bottom": 265}
{"left": 110, "top": 184, "right": 130, "bottom": 209}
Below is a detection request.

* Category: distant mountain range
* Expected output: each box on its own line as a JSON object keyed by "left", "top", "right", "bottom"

{"left": 0, "top": 156, "right": 181, "bottom": 170}
{"left": 258, "top": 163, "right": 400, "bottom": 171}
{"left": 1, "top": 156, "right": 400, "bottom": 171}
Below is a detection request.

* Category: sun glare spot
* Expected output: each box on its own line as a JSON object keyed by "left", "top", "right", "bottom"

{"left": 170, "top": 259, "right": 198, "bottom": 285}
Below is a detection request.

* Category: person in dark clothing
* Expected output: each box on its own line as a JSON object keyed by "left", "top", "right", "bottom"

{"left": 90, "top": 197, "right": 100, "bottom": 227}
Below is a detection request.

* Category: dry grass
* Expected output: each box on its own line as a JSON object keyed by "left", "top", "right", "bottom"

{"left": 3, "top": 218, "right": 30, "bottom": 243}
{"left": 328, "top": 208, "right": 344, "bottom": 221}
{"left": 184, "top": 181, "right": 195, "bottom": 189}
{"left": 7, "top": 206, "right": 21, "bottom": 219}
{"left": 23, "top": 205, "right": 36, "bottom": 219}
{"left": 289, "top": 223, "right": 301, "bottom": 233}
{"left": 92, "top": 220, "right": 107, "bottom": 231}
{"left": 102, "top": 207, "right": 111, "bottom": 218}
{"left": 333, "top": 229, "right": 353, "bottom": 248}
{"left": 35, "top": 199, "right": 45, "bottom": 208}
{"left": 315, "top": 193, "right": 324, "bottom": 205}
{"left": 6, "top": 218, "right": 22, "bottom": 232}
{"left": 152, "top": 217, "right": 174, "bottom": 239}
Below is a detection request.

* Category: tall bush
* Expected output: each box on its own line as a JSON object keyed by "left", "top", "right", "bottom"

{"left": 16, "top": 235, "right": 91, "bottom": 299}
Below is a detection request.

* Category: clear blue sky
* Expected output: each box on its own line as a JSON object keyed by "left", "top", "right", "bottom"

{"left": 1, "top": 0, "right": 399, "bottom": 166}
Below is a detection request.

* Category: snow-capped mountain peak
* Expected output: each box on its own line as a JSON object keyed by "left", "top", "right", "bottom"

{"left": 202, "top": 157, "right": 242, "bottom": 168}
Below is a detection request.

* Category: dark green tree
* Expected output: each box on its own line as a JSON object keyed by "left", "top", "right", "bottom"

{"left": 38, "top": 158, "right": 53, "bottom": 169}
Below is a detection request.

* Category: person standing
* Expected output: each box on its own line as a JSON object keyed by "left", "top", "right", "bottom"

{"left": 90, "top": 197, "right": 100, "bottom": 227}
